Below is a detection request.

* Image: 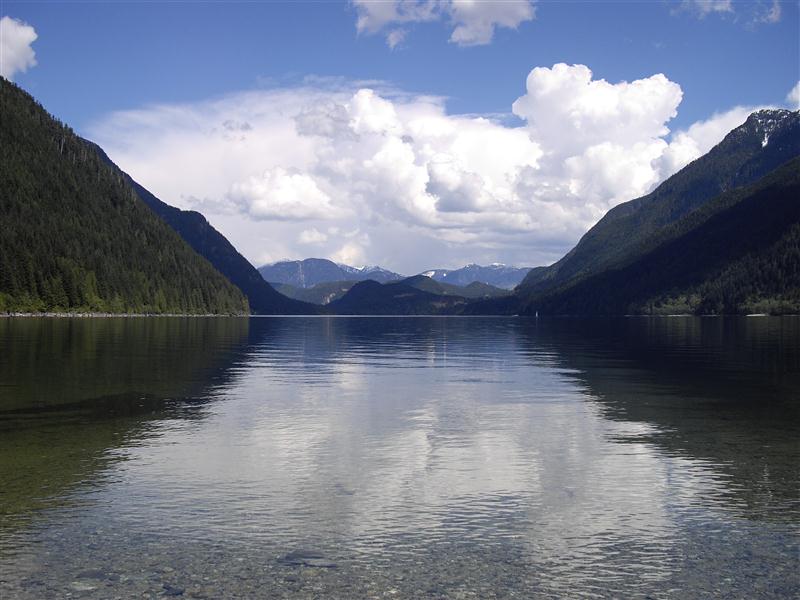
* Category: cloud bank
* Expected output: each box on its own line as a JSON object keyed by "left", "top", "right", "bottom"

{"left": 0, "top": 16, "right": 37, "bottom": 80}
{"left": 89, "top": 65, "right": 765, "bottom": 272}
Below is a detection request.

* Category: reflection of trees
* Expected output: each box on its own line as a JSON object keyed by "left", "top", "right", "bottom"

{"left": 516, "top": 316, "right": 800, "bottom": 523}
{"left": 0, "top": 317, "right": 250, "bottom": 526}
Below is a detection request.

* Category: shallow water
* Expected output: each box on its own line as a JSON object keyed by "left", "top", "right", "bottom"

{"left": 0, "top": 316, "right": 798, "bottom": 598}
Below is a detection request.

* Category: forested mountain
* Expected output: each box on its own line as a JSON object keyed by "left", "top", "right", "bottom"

{"left": 259, "top": 258, "right": 403, "bottom": 288}
{"left": 0, "top": 78, "right": 247, "bottom": 314}
{"left": 328, "top": 280, "right": 468, "bottom": 315}
{"left": 90, "top": 147, "right": 316, "bottom": 315}
{"left": 521, "top": 158, "right": 800, "bottom": 315}
{"left": 422, "top": 264, "right": 532, "bottom": 289}
{"left": 271, "top": 280, "right": 358, "bottom": 305}
{"left": 262, "top": 259, "right": 532, "bottom": 290}
{"left": 518, "top": 109, "right": 800, "bottom": 296}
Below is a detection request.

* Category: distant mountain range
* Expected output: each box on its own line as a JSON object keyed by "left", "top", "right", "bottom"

{"left": 259, "top": 258, "right": 532, "bottom": 290}
{"left": 420, "top": 264, "right": 532, "bottom": 289}
{"left": 274, "top": 275, "right": 511, "bottom": 306}
{"left": 259, "top": 258, "right": 403, "bottom": 289}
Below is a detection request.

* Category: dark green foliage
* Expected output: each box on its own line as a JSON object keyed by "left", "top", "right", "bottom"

{"left": 328, "top": 280, "right": 468, "bottom": 315}
{"left": 0, "top": 78, "right": 248, "bottom": 314}
{"left": 124, "top": 175, "right": 318, "bottom": 315}
{"left": 399, "top": 275, "right": 511, "bottom": 299}
{"left": 523, "top": 159, "right": 800, "bottom": 315}
{"left": 273, "top": 280, "right": 358, "bottom": 305}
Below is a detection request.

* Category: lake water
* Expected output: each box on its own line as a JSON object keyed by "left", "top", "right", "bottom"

{"left": 0, "top": 316, "right": 798, "bottom": 598}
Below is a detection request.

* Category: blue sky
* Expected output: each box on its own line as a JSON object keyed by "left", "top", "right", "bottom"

{"left": 2, "top": 1, "right": 799, "bottom": 271}
{"left": 7, "top": 1, "right": 799, "bottom": 130}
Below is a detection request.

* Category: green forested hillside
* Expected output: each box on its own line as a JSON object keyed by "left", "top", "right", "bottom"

{"left": 272, "top": 280, "right": 358, "bottom": 305}
{"left": 400, "top": 275, "right": 511, "bottom": 299}
{"left": 522, "top": 158, "right": 800, "bottom": 315}
{"left": 328, "top": 280, "right": 468, "bottom": 315}
{"left": 0, "top": 78, "right": 248, "bottom": 314}
{"left": 517, "top": 109, "right": 800, "bottom": 296}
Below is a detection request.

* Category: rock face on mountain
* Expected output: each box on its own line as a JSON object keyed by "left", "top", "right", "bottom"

{"left": 259, "top": 258, "right": 403, "bottom": 289}
{"left": 0, "top": 78, "right": 248, "bottom": 314}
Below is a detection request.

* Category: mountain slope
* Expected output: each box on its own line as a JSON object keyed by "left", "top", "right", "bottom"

{"left": 259, "top": 258, "right": 403, "bottom": 288}
{"left": 0, "top": 78, "right": 247, "bottom": 314}
{"left": 84, "top": 144, "right": 317, "bottom": 315}
{"left": 126, "top": 178, "right": 317, "bottom": 315}
{"left": 523, "top": 157, "right": 800, "bottom": 315}
{"left": 518, "top": 109, "right": 800, "bottom": 295}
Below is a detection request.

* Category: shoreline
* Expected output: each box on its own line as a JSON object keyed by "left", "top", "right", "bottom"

{"left": 0, "top": 312, "right": 250, "bottom": 318}
{"left": 2, "top": 312, "right": 797, "bottom": 319}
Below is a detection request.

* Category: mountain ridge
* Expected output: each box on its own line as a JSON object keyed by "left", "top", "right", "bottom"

{"left": 518, "top": 108, "right": 800, "bottom": 296}
{"left": 86, "top": 144, "right": 317, "bottom": 315}
{"left": 0, "top": 78, "right": 248, "bottom": 315}
{"left": 520, "top": 157, "right": 800, "bottom": 315}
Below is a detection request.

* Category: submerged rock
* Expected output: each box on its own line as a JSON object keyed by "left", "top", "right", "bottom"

{"left": 163, "top": 582, "right": 185, "bottom": 596}
{"left": 69, "top": 580, "right": 98, "bottom": 592}
{"left": 277, "top": 551, "right": 337, "bottom": 569}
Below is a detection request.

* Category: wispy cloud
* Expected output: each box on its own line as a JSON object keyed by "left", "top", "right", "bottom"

{"left": 675, "top": 0, "right": 783, "bottom": 24}
{"left": 352, "top": 0, "right": 536, "bottom": 47}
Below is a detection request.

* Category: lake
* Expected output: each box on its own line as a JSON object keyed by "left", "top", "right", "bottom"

{"left": 0, "top": 316, "right": 798, "bottom": 598}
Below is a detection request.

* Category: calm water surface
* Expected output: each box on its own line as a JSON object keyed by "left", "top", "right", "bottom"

{"left": 0, "top": 316, "right": 798, "bottom": 598}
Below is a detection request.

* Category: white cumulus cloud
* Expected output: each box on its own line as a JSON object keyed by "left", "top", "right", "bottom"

{"left": 89, "top": 65, "right": 768, "bottom": 273}
{"left": 298, "top": 228, "right": 329, "bottom": 245}
{"left": 352, "top": 0, "right": 535, "bottom": 47}
{"left": 0, "top": 16, "right": 37, "bottom": 80}
{"left": 230, "top": 167, "right": 341, "bottom": 221}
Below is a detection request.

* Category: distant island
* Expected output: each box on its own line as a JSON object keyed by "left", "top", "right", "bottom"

{"left": 1, "top": 77, "right": 798, "bottom": 316}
